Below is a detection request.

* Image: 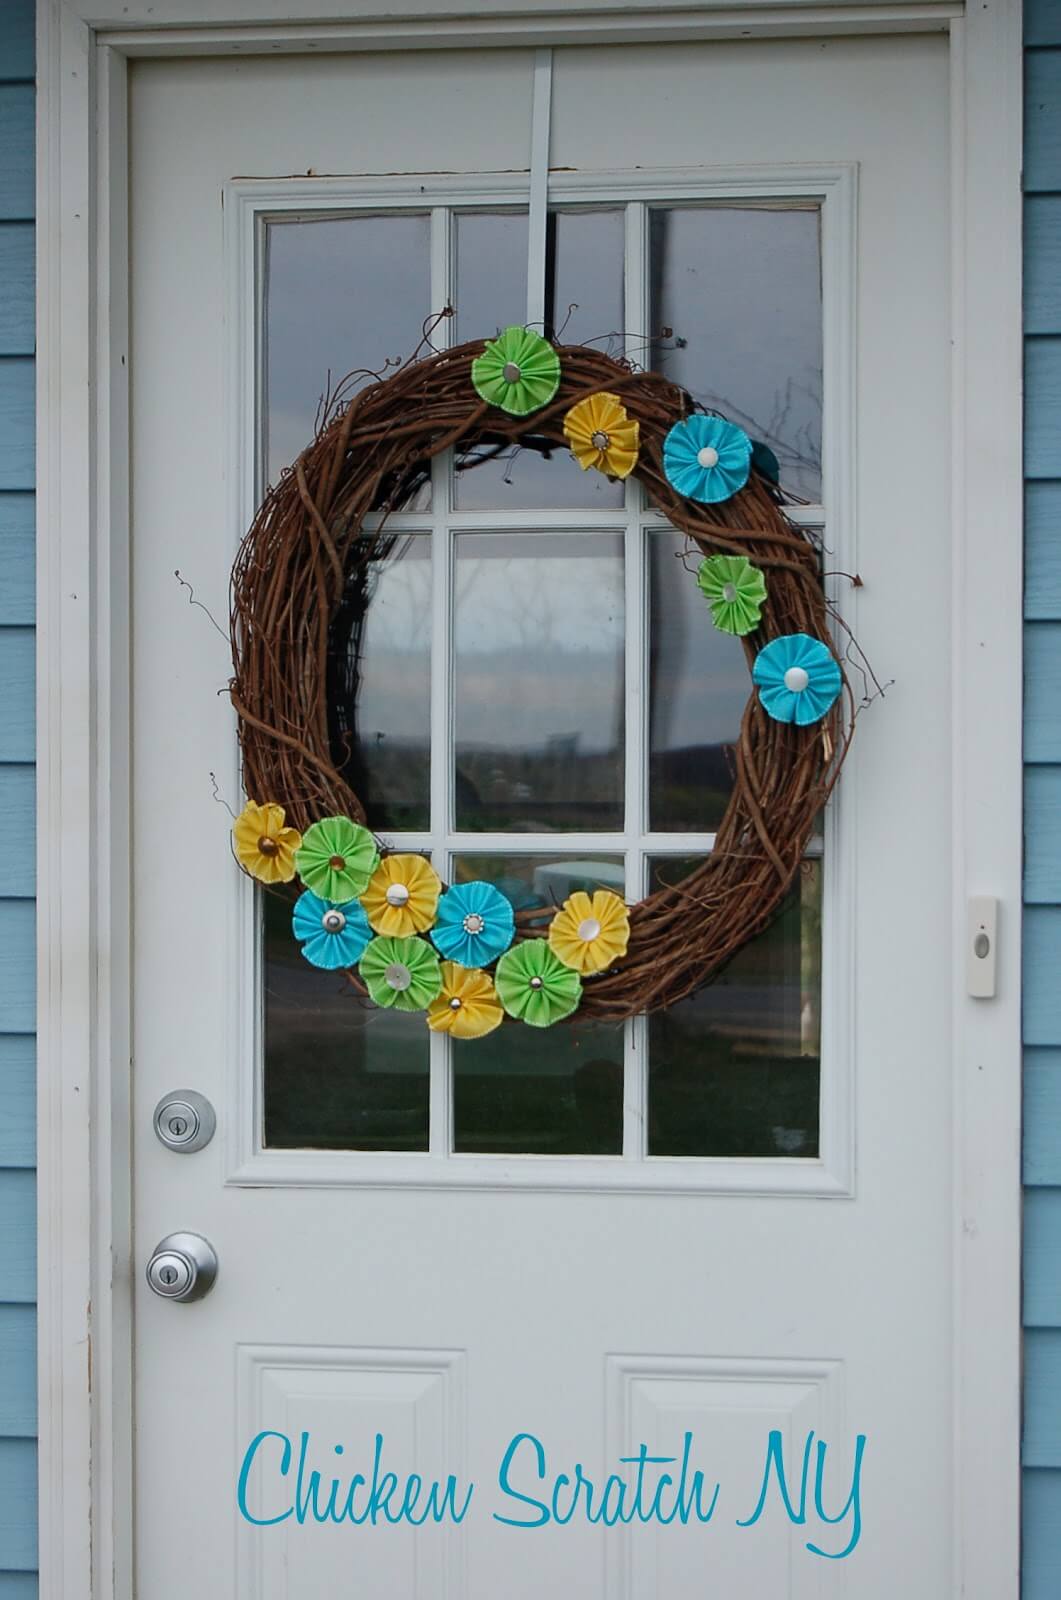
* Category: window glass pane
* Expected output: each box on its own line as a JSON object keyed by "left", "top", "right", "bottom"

{"left": 454, "top": 532, "right": 625, "bottom": 831}
{"left": 454, "top": 209, "right": 626, "bottom": 509}
{"left": 451, "top": 854, "right": 624, "bottom": 1154}
{"left": 262, "top": 890, "right": 430, "bottom": 1151}
{"left": 328, "top": 534, "right": 431, "bottom": 832}
{"left": 648, "top": 532, "right": 748, "bottom": 831}
{"left": 264, "top": 214, "right": 432, "bottom": 504}
{"left": 649, "top": 206, "right": 822, "bottom": 501}
{"left": 647, "top": 857, "right": 821, "bottom": 1157}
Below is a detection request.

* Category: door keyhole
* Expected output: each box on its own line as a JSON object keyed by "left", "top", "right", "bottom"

{"left": 160, "top": 1266, "right": 177, "bottom": 1286}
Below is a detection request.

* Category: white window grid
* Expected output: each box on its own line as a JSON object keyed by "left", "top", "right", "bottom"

{"left": 227, "top": 166, "right": 855, "bottom": 1194}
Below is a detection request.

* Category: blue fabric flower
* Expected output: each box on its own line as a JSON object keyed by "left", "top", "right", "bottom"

{"left": 431, "top": 881, "right": 515, "bottom": 967}
{"left": 292, "top": 889, "right": 372, "bottom": 970}
{"left": 662, "top": 415, "right": 752, "bottom": 504}
{"left": 752, "top": 633, "right": 842, "bottom": 726}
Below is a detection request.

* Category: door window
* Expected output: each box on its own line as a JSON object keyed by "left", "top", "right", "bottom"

{"left": 257, "top": 195, "right": 826, "bottom": 1163}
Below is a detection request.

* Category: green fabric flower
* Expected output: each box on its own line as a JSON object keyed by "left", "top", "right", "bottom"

{"left": 696, "top": 554, "right": 768, "bottom": 636}
{"left": 494, "top": 938, "right": 582, "bottom": 1028}
{"left": 471, "top": 326, "right": 561, "bottom": 417}
{"left": 360, "top": 934, "right": 442, "bottom": 1012}
{"left": 294, "top": 815, "right": 380, "bottom": 902}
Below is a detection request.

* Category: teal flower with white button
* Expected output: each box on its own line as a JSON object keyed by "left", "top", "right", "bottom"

{"left": 752, "top": 633, "right": 842, "bottom": 726}
{"left": 662, "top": 415, "right": 752, "bottom": 505}
{"left": 292, "top": 890, "right": 372, "bottom": 971}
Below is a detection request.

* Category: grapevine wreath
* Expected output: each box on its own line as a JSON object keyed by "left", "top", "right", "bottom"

{"left": 228, "top": 325, "right": 855, "bottom": 1037}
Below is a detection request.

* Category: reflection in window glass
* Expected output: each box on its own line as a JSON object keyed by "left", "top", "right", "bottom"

{"left": 649, "top": 206, "right": 823, "bottom": 500}
{"left": 328, "top": 535, "right": 431, "bottom": 831}
{"left": 647, "top": 857, "right": 821, "bottom": 1157}
{"left": 648, "top": 533, "right": 748, "bottom": 831}
{"left": 454, "top": 209, "right": 626, "bottom": 509}
{"left": 264, "top": 213, "right": 432, "bottom": 500}
{"left": 451, "top": 854, "right": 624, "bottom": 1154}
{"left": 454, "top": 533, "right": 625, "bottom": 831}
{"left": 262, "top": 890, "right": 430, "bottom": 1151}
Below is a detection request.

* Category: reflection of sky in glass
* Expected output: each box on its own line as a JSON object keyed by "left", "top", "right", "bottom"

{"left": 264, "top": 213, "right": 431, "bottom": 489}
{"left": 454, "top": 533, "right": 625, "bottom": 830}
{"left": 330, "top": 536, "right": 431, "bottom": 830}
{"left": 454, "top": 533, "right": 624, "bottom": 750}
{"left": 455, "top": 209, "right": 626, "bottom": 509}
{"left": 649, "top": 207, "right": 823, "bottom": 501}
{"left": 649, "top": 533, "right": 750, "bottom": 831}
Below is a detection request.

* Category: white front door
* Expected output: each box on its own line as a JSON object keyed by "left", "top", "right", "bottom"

{"left": 129, "top": 34, "right": 952, "bottom": 1597}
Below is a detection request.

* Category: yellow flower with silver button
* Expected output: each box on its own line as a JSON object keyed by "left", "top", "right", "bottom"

{"left": 427, "top": 962, "right": 505, "bottom": 1040}
{"left": 548, "top": 888, "right": 631, "bottom": 976}
{"left": 360, "top": 853, "right": 442, "bottom": 937}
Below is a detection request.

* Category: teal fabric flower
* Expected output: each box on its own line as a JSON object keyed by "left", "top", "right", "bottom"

{"left": 360, "top": 934, "right": 442, "bottom": 1012}
{"left": 471, "top": 326, "right": 561, "bottom": 416}
{"left": 663, "top": 415, "right": 752, "bottom": 504}
{"left": 494, "top": 939, "right": 582, "bottom": 1028}
{"left": 697, "top": 554, "right": 768, "bottom": 636}
{"left": 751, "top": 439, "right": 780, "bottom": 484}
{"left": 292, "top": 890, "right": 372, "bottom": 971}
{"left": 752, "top": 633, "right": 842, "bottom": 726}
{"left": 432, "top": 880, "right": 515, "bottom": 967}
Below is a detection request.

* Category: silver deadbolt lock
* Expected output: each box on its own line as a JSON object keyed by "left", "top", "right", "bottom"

{"left": 153, "top": 1089, "right": 216, "bottom": 1153}
{"left": 146, "top": 1232, "right": 218, "bottom": 1303}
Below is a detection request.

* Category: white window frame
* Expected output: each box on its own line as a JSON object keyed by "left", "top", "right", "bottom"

{"left": 224, "top": 166, "right": 856, "bottom": 1194}
{"left": 35, "top": 3, "right": 1023, "bottom": 1598}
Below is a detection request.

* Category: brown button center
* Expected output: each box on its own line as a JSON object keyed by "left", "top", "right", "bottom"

{"left": 329, "top": 854, "right": 346, "bottom": 870}
{"left": 257, "top": 836, "right": 279, "bottom": 856}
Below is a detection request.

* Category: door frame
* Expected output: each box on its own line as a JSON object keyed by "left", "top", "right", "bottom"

{"left": 35, "top": 2, "right": 1024, "bottom": 1596}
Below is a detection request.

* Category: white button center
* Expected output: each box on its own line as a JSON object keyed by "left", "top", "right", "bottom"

{"left": 502, "top": 361, "right": 522, "bottom": 384}
{"left": 722, "top": 583, "right": 738, "bottom": 604}
{"left": 384, "top": 962, "right": 412, "bottom": 992}
{"left": 462, "top": 913, "right": 485, "bottom": 935}
{"left": 385, "top": 882, "right": 410, "bottom": 907}
{"left": 783, "top": 665, "right": 810, "bottom": 693}
{"left": 577, "top": 917, "right": 602, "bottom": 943}
{"left": 697, "top": 445, "right": 720, "bottom": 469}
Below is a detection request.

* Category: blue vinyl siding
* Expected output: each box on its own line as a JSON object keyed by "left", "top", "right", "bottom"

{"left": 0, "top": 2, "right": 35, "bottom": 1588}
{"left": 1025, "top": 8, "right": 1061, "bottom": 1597}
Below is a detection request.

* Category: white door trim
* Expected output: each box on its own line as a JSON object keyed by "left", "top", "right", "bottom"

{"left": 35, "top": 1, "right": 1023, "bottom": 1595}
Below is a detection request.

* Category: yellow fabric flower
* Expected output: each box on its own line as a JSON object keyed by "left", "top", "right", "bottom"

{"left": 360, "top": 853, "right": 442, "bottom": 937}
{"left": 427, "top": 962, "right": 505, "bottom": 1040}
{"left": 548, "top": 889, "right": 630, "bottom": 976}
{"left": 232, "top": 801, "right": 301, "bottom": 884}
{"left": 563, "top": 392, "right": 640, "bottom": 480}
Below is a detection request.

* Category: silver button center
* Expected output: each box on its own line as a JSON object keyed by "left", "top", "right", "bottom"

{"left": 591, "top": 430, "right": 611, "bottom": 451}
{"left": 502, "top": 361, "right": 522, "bottom": 384}
{"left": 322, "top": 909, "right": 347, "bottom": 934}
{"left": 529, "top": 976, "right": 544, "bottom": 990}
{"left": 385, "top": 882, "right": 411, "bottom": 907}
{"left": 449, "top": 996, "right": 463, "bottom": 1011}
{"left": 384, "top": 962, "right": 412, "bottom": 992}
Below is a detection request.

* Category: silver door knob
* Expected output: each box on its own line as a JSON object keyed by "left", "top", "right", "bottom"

{"left": 145, "top": 1232, "right": 218, "bottom": 1303}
